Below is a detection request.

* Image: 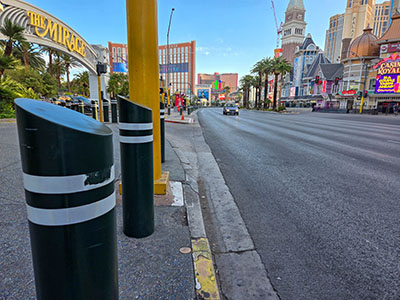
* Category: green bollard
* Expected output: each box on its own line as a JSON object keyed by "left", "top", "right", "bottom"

{"left": 103, "top": 99, "right": 110, "bottom": 122}
{"left": 118, "top": 96, "right": 154, "bottom": 238}
{"left": 14, "top": 98, "right": 118, "bottom": 300}
{"left": 160, "top": 101, "right": 165, "bottom": 163}
{"left": 92, "top": 100, "right": 98, "bottom": 120}
{"left": 79, "top": 101, "right": 85, "bottom": 114}
{"left": 111, "top": 100, "right": 118, "bottom": 123}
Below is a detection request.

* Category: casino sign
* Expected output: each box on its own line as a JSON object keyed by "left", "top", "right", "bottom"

{"left": 0, "top": 0, "right": 98, "bottom": 74}
{"left": 374, "top": 54, "right": 400, "bottom": 94}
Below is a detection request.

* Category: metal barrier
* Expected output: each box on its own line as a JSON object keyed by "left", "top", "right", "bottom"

{"left": 14, "top": 98, "right": 119, "bottom": 300}
{"left": 118, "top": 96, "right": 154, "bottom": 238}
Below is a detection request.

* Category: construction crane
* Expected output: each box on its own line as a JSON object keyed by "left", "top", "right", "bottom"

{"left": 271, "top": 0, "right": 283, "bottom": 48}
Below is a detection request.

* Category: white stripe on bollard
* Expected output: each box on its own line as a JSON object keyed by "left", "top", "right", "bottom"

{"left": 160, "top": 109, "right": 165, "bottom": 113}
{"left": 160, "top": 116, "right": 165, "bottom": 119}
{"left": 26, "top": 192, "right": 116, "bottom": 226}
{"left": 119, "top": 135, "right": 153, "bottom": 144}
{"left": 23, "top": 166, "right": 115, "bottom": 194}
{"left": 119, "top": 122, "right": 153, "bottom": 130}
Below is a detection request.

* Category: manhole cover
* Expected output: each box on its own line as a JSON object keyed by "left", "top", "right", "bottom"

{"left": 179, "top": 247, "right": 192, "bottom": 254}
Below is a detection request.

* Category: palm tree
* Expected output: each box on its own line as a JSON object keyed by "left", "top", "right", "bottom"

{"left": 224, "top": 86, "right": 231, "bottom": 101}
{"left": 13, "top": 42, "right": 45, "bottom": 70}
{"left": 53, "top": 51, "right": 66, "bottom": 89}
{"left": 269, "top": 57, "right": 292, "bottom": 110}
{"left": 251, "top": 60, "right": 264, "bottom": 109}
{"left": 61, "top": 54, "right": 81, "bottom": 92}
{"left": 239, "top": 75, "right": 253, "bottom": 108}
{"left": 72, "top": 71, "right": 89, "bottom": 96}
{"left": 0, "top": 55, "right": 18, "bottom": 79}
{"left": 261, "top": 57, "right": 273, "bottom": 109}
{"left": 251, "top": 75, "right": 261, "bottom": 109}
{"left": 40, "top": 46, "right": 54, "bottom": 75}
{"left": 0, "top": 19, "right": 26, "bottom": 57}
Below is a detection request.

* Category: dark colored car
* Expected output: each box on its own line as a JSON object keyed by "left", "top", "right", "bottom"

{"left": 223, "top": 103, "right": 239, "bottom": 115}
{"left": 72, "top": 96, "right": 92, "bottom": 114}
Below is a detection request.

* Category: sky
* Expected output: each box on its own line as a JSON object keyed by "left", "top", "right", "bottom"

{"left": 27, "top": 0, "right": 388, "bottom": 80}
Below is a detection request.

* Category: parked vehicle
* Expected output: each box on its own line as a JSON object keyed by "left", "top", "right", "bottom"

{"left": 223, "top": 102, "right": 239, "bottom": 115}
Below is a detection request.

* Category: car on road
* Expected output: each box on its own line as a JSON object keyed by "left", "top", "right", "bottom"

{"left": 223, "top": 102, "right": 239, "bottom": 115}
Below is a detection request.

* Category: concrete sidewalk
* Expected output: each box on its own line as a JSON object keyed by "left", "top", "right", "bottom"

{"left": 0, "top": 121, "right": 195, "bottom": 299}
{"left": 164, "top": 108, "right": 195, "bottom": 125}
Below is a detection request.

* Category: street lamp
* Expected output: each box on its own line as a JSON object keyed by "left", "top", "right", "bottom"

{"left": 166, "top": 8, "right": 175, "bottom": 114}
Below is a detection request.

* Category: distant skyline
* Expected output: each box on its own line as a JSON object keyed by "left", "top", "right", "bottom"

{"left": 27, "top": 0, "right": 389, "bottom": 81}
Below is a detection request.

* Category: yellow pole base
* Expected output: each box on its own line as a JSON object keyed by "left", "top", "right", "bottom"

{"left": 154, "top": 171, "right": 170, "bottom": 195}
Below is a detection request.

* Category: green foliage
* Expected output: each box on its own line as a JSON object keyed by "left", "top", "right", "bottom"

{"left": 275, "top": 105, "right": 286, "bottom": 112}
{"left": 0, "top": 86, "right": 17, "bottom": 118}
{"left": 5, "top": 68, "right": 43, "bottom": 97}
{"left": 71, "top": 71, "right": 89, "bottom": 96}
{"left": 107, "top": 73, "right": 129, "bottom": 98}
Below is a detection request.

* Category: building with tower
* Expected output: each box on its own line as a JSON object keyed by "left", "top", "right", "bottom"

{"left": 341, "top": 0, "right": 376, "bottom": 60}
{"left": 281, "top": 0, "right": 306, "bottom": 65}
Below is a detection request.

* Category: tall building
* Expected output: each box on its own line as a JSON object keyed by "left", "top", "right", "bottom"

{"left": 281, "top": 0, "right": 307, "bottom": 65}
{"left": 198, "top": 73, "right": 239, "bottom": 92}
{"left": 341, "top": 0, "right": 376, "bottom": 59}
{"left": 324, "top": 14, "right": 344, "bottom": 63}
{"left": 159, "top": 41, "right": 196, "bottom": 96}
{"left": 108, "top": 42, "right": 128, "bottom": 74}
{"left": 373, "top": 1, "right": 391, "bottom": 38}
{"left": 107, "top": 41, "right": 196, "bottom": 96}
{"left": 392, "top": 0, "right": 400, "bottom": 15}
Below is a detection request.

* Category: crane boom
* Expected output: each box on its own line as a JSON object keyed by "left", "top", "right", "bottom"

{"left": 271, "top": 0, "right": 282, "bottom": 48}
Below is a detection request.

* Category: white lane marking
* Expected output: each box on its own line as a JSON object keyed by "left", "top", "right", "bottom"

{"left": 387, "top": 140, "right": 400, "bottom": 144}
{"left": 27, "top": 192, "right": 116, "bottom": 226}
{"left": 23, "top": 166, "right": 115, "bottom": 194}
{"left": 170, "top": 181, "right": 184, "bottom": 207}
{"left": 119, "top": 122, "right": 153, "bottom": 130}
{"left": 119, "top": 135, "right": 153, "bottom": 144}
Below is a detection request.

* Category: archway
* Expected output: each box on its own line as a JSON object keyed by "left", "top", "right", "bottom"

{"left": 0, "top": 0, "right": 98, "bottom": 74}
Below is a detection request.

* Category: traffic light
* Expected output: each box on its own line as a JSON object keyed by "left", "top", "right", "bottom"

{"left": 364, "top": 90, "right": 368, "bottom": 98}
{"left": 357, "top": 91, "right": 362, "bottom": 100}
{"left": 159, "top": 88, "right": 164, "bottom": 94}
{"left": 334, "top": 77, "right": 340, "bottom": 85}
{"left": 315, "top": 75, "right": 320, "bottom": 84}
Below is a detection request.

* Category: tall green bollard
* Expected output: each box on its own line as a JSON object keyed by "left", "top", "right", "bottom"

{"left": 14, "top": 98, "right": 118, "bottom": 300}
{"left": 118, "top": 96, "right": 154, "bottom": 238}
{"left": 92, "top": 100, "right": 99, "bottom": 120}
{"left": 111, "top": 99, "right": 118, "bottom": 123}
{"left": 79, "top": 101, "right": 85, "bottom": 114}
{"left": 160, "top": 101, "right": 165, "bottom": 163}
{"left": 103, "top": 99, "right": 110, "bottom": 122}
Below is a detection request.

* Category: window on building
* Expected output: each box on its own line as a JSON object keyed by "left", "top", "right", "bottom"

{"left": 369, "top": 78, "right": 376, "bottom": 90}
{"left": 117, "top": 48, "right": 121, "bottom": 62}
{"left": 112, "top": 47, "right": 116, "bottom": 60}
{"left": 385, "top": 8, "right": 389, "bottom": 15}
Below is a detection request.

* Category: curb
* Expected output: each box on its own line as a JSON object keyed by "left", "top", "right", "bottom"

{"left": 165, "top": 118, "right": 194, "bottom": 125}
{"left": 0, "top": 118, "right": 16, "bottom": 123}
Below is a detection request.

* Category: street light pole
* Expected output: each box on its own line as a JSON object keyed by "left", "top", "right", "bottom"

{"left": 166, "top": 8, "right": 175, "bottom": 113}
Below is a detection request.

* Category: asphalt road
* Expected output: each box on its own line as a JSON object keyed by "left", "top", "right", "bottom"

{"left": 197, "top": 108, "right": 400, "bottom": 300}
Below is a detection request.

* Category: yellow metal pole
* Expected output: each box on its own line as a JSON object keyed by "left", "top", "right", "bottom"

{"left": 126, "top": 0, "right": 168, "bottom": 194}
{"left": 360, "top": 96, "right": 364, "bottom": 114}
{"left": 98, "top": 75, "right": 104, "bottom": 122}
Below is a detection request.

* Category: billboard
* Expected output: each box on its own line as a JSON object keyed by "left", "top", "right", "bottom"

{"left": 113, "top": 62, "right": 128, "bottom": 73}
{"left": 159, "top": 63, "right": 189, "bottom": 73}
{"left": 198, "top": 89, "right": 209, "bottom": 100}
{"left": 375, "top": 74, "right": 400, "bottom": 93}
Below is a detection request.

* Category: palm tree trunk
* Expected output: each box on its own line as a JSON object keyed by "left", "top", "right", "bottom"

{"left": 264, "top": 77, "right": 268, "bottom": 109}
{"left": 4, "top": 40, "right": 13, "bottom": 56}
{"left": 66, "top": 66, "right": 70, "bottom": 92}
{"left": 273, "top": 74, "right": 279, "bottom": 110}
{"left": 49, "top": 50, "right": 53, "bottom": 75}
{"left": 278, "top": 75, "right": 284, "bottom": 107}
{"left": 24, "top": 50, "right": 29, "bottom": 69}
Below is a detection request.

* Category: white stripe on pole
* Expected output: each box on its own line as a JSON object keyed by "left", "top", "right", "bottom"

{"left": 160, "top": 109, "right": 166, "bottom": 113}
{"left": 160, "top": 116, "right": 165, "bottom": 119}
{"left": 23, "top": 166, "right": 115, "bottom": 194}
{"left": 26, "top": 192, "right": 116, "bottom": 226}
{"left": 119, "top": 135, "right": 153, "bottom": 144}
{"left": 119, "top": 122, "right": 153, "bottom": 130}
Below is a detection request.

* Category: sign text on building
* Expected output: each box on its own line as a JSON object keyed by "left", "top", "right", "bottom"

{"left": 375, "top": 74, "right": 400, "bottom": 93}
{"left": 27, "top": 11, "right": 87, "bottom": 58}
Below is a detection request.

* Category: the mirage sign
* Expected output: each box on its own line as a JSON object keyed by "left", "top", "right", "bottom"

{"left": 0, "top": 0, "right": 97, "bottom": 73}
